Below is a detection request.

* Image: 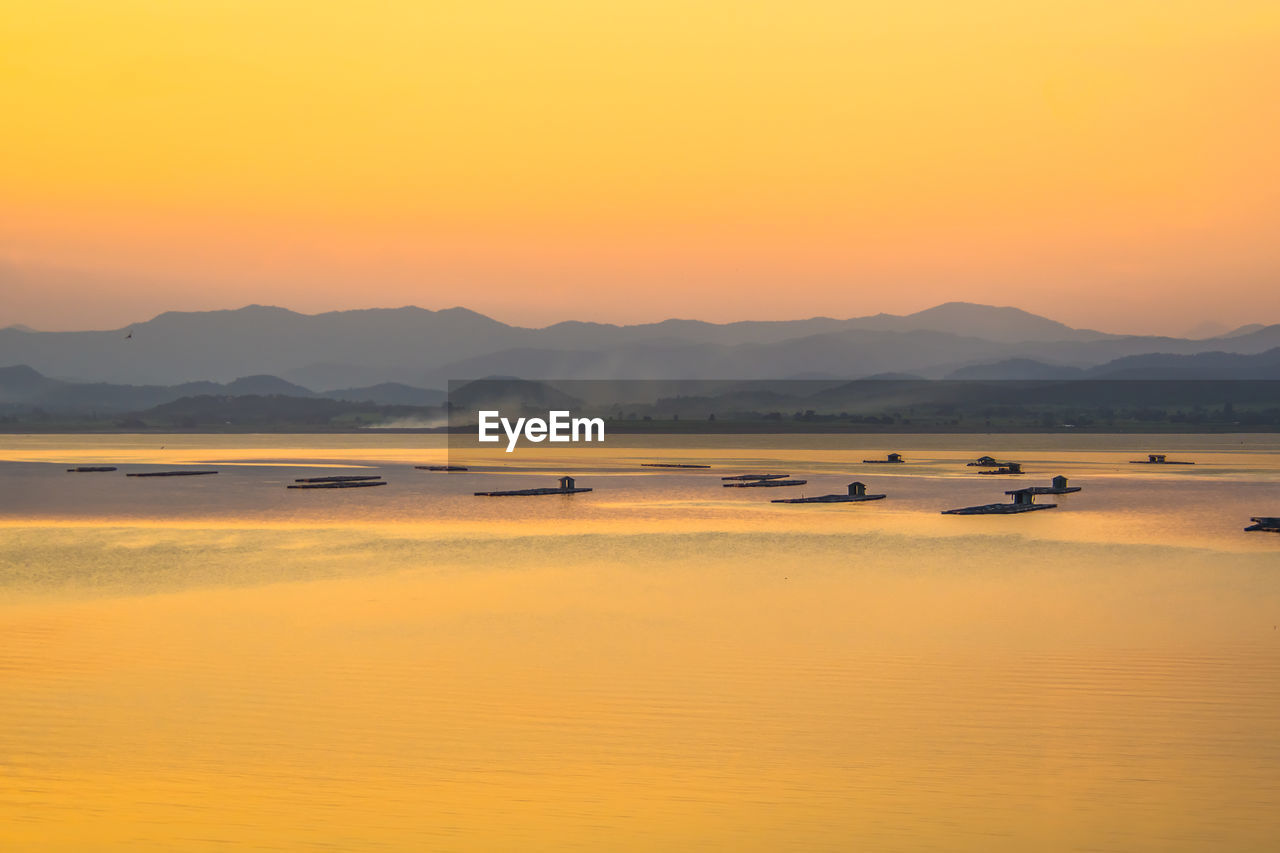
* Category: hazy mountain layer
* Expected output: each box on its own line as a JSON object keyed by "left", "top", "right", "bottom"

{"left": 0, "top": 365, "right": 444, "bottom": 414}
{"left": 1, "top": 302, "right": 1277, "bottom": 388}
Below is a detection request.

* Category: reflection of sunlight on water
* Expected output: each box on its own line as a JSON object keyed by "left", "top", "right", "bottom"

{"left": 2, "top": 434, "right": 1279, "bottom": 850}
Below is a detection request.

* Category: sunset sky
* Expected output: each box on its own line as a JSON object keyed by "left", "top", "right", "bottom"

{"left": 2, "top": 1, "right": 1277, "bottom": 334}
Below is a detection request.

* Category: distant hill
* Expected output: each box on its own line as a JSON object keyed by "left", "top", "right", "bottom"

{"left": 418, "top": 329, "right": 1014, "bottom": 384}
{"left": 843, "top": 302, "right": 1109, "bottom": 343}
{"left": 946, "top": 347, "right": 1280, "bottom": 380}
{"left": 322, "top": 383, "right": 446, "bottom": 406}
{"left": 222, "top": 375, "right": 314, "bottom": 396}
{"left": 1086, "top": 347, "right": 1280, "bottom": 380}
{"left": 139, "top": 394, "right": 408, "bottom": 428}
{"left": 1208, "top": 324, "right": 1280, "bottom": 352}
{"left": 449, "top": 378, "right": 581, "bottom": 413}
{"left": 1218, "top": 323, "right": 1266, "bottom": 339}
{"left": 0, "top": 364, "right": 52, "bottom": 397}
{"left": 946, "top": 359, "right": 1086, "bottom": 380}
{"left": 1, "top": 302, "right": 1277, "bottom": 387}
{"left": 0, "top": 304, "right": 523, "bottom": 386}
{"left": 0, "top": 364, "right": 443, "bottom": 413}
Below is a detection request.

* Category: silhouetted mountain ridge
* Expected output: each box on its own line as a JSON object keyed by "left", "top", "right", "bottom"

{"left": 1, "top": 302, "right": 1277, "bottom": 387}
{"left": 946, "top": 348, "right": 1280, "bottom": 380}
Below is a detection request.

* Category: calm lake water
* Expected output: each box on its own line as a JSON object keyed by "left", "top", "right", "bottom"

{"left": 2, "top": 433, "right": 1278, "bottom": 851}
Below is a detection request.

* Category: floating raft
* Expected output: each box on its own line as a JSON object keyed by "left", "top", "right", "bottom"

{"left": 641, "top": 463, "right": 710, "bottom": 469}
{"left": 1244, "top": 517, "right": 1280, "bottom": 532}
{"left": 1007, "top": 476, "right": 1081, "bottom": 496}
{"left": 944, "top": 490, "right": 1054, "bottom": 514}
{"left": 477, "top": 476, "right": 590, "bottom": 497}
{"left": 862, "top": 454, "right": 904, "bottom": 464}
{"left": 942, "top": 502, "right": 1056, "bottom": 515}
{"left": 475, "top": 487, "right": 592, "bottom": 497}
{"left": 774, "top": 482, "right": 885, "bottom": 504}
{"left": 415, "top": 465, "right": 469, "bottom": 471}
{"left": 722, "top": 473, "right": 789, "bottom": 481}
{"left": 1131, "top": 454, "right": 1193, "bottom": 464}
{"left": 289, "top": 480, "right": 387, "bottom": 490}
{"left": 723, "top": 479, "right": 807, "bottom": 488}
{"left": 294, "top": 475, "right": 382, "bottom": 483}
{"left": 774, "top": 494, "right": 885, "bottom": 503}
{"left": 126, "top": 470, "right": 218, "bottom": 477}
{"left": 66, "top": 466, "right": 117, "bottom": 473}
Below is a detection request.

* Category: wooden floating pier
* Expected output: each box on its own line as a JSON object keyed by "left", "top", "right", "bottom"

{"left": 641, "top": 463, "right": 711, "bottom": 469}
{"left": 1006, "top": 475, "right": 1080, "bottom": 496}
{"left": 126, "top": 470, "right": 218, "bottom": 477}
{"left": 415, "top": 465, "right": 469, "bottom": 471}
{"left": 66, "top": 466, "right": 117, "bottom": 473}
{"left": 289, "top": 480, "right": 387, "bottom": 490}
{"left": 773, "top": 482, "right": 886, "bottom": 504}
{"left": 1244, "top": 517, "right": 1280, "bottom": 532}
{"left": 294, "top": 475, "right": 383, "bottom": 483}
{"left": 721, "top": 473, "right": 789, "bottom": 481}
{"left": 723, "top": 479, "right": 807, "bottom": 488}
{"left": 1130, "top": 454, "right": 1194, "bottom": 465}
{"left": 943, "top": 489, "right": 1055, "bottom": 515}
{"left": 862, "top": 453, "right": 904, "bottom": 464}
{"left": 978, "top": 462, "right": 1023, "bottom": 475}
{"left": 475, "top": 476, "right": 592, "bottom": 497}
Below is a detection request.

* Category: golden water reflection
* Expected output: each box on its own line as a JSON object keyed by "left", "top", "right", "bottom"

{"left": 2, "top": 435, "right": 1278, "bottom": 850}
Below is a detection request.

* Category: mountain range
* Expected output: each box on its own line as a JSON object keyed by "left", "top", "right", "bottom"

{"left": 2, "top": 302, "right": 1279, "bottom": 413}
{"left": 0, "top": 365, "right": 446, "bottom": 414}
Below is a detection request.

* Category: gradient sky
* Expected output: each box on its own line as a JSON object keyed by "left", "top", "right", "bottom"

{"left": 2, "top": 1, "right": 1278, "bottom": 334}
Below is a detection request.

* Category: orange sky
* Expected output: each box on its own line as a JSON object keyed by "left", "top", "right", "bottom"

{"left": 2, "top": 1, "right": 1278, "bottom": 334}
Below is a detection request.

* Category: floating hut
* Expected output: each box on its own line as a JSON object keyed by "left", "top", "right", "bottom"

{"left": 721, "top": 473, "right": 789, "bottom": 481}
{"left": 977, "top": 461, "right": 1023, "bottom": 475}
{"left": 772, "top": 481, "right": 886, "bottom": 504}
{"left": 475, "top": 475, "right": 592, "bottom": 497}
{"left": 863, "top": 453, "right": 904, "bottom": 464}
{"left": 1244, "top": 517, "right": 1280, "bottom": 533}
{"left": 415, "top": 465, "right": 469, "bottom": 471}
{"left": 1007, "top": 475, "right": 1081, "bottom": 496}
{"left": 289, "top": 480, "right": 387, "bottom": 490}
{"left": 66, "top": 466, "right": 117, "bottom": 473}
{"left": 723, "top": 479, "right": 807, "bottom": 488}
{"left": 1130, "top": 454, "right": 1194, "bottom": 465}
{"left": 943, "top": 489, "right": 1056, "bottom": 515}
{"left": 126, "top": 470, "right": 218, "bottom": 477}
{"left": 641, "top": 463, "right": 710, "bottom": 469}
{"left": 965, "top": 455, "right": 1002, "bottom": 467}
{"left": 294, "top": 475, "right": 383, "bottom": 483}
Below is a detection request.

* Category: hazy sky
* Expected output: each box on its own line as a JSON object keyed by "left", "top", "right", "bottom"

{"left": 2, "top": 1, "right": 1278, "bottom": 334}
